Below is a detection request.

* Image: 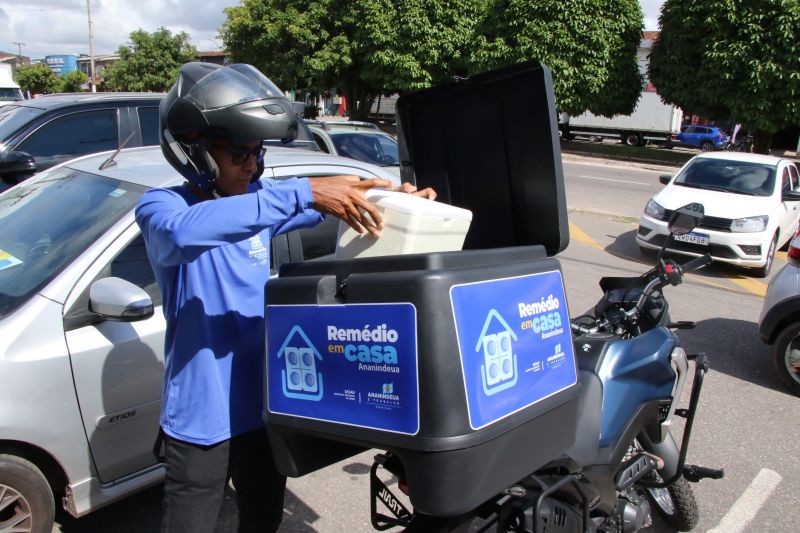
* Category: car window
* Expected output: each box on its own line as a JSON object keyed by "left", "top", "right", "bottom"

{"left": 330, "top": 132, "right": 398, "bottom": 166}
{"left": 17, "top": 109, "right": 119, "bottom": 158}
{"left": 0, "top": 105, "right": 47, "bottom": 141}
{"left": 137, "top": 107, "right": 160, "bottom": 146}
{"left": 789, "top": 164, "right": 800, "bottom": 191}
{"left": 0, "top": 167, "right": 145, "bottom": 320}
{"left": 782, "top": 167, "right": 792, "bottom": 192}
{"left": 312, "top": 132, "right": 330, "bottom": 153}
{"left": 674, "top": 158, "right": 776, "bottom": 197}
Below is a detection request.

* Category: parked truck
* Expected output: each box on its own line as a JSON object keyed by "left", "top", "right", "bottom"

{"left": 559, "top": 91, "right": 682, "bottom": 147}
{"left": 0, "top": 63, "right": 24, "bottom": 108}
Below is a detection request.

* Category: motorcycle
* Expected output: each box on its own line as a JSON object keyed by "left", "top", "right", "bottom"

{"left": 367, "top": 203, "right": 724, "bottom": 533}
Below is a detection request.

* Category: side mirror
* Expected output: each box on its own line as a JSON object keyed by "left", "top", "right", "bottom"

{"left": 291, "top": 101, "right": 306, "bottom": 115}
{"left": 0, "top": 150, "right": 36, "bottom": 180}
{"left": 782, "top": 190, "right": 800, "bottom": 202}
{"left": 659, "top": 175, "right": 671, "bottom": 185}
{"left": 89, "top": 277, "right": 154, "bottom": 321}
{"left": 668, "top": 203, "right": 704, "bottom": 236}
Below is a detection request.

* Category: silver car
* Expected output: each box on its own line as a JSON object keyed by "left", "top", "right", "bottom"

{"left": 0, "top": 145, "right": 399, "bottom": 533}
{"left": 305, "top": 120, "right": 401, "bottom": 175}
{"left": 759, "top": 224, "right": 800, "bottom": 396}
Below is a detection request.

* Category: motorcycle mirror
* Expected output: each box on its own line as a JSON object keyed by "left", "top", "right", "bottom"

{"left": 668, "top": 203, "right": 704, "bottom": 236}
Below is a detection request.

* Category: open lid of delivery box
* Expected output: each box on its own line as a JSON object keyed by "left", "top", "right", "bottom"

{"left": 396, "top": 61, "right": 569, "bottom": 256}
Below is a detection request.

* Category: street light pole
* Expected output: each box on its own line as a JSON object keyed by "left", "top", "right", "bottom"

{"left": 86, "top": 0, "right": 97, "bottom": 93}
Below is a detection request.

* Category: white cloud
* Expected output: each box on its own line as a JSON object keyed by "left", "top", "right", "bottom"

{"left": 0, "top": 0, "right": 239, "bottom": 59}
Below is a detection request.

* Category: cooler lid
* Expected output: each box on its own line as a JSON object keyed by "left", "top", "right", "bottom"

{"left": 396, "top": 61, "right": 569, "bottom": 255}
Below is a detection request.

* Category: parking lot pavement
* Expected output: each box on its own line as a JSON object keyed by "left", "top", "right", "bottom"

{"left": 567, "top": 209, "right": 778, "bottom": 298}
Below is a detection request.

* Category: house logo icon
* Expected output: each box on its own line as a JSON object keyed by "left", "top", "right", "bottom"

{"left": 475, "top": 309, "right": 519, "bottom": 396}
{"left": 275, "top": 325, "right": 324, "bottom": 401}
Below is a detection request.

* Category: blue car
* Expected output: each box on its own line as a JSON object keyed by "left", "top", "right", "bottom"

{"left": 675, "top": 125, "right": 729, "bottom": 151}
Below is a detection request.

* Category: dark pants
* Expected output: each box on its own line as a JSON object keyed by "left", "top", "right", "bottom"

{"left": 161, "top": 428, "right": 287, "bottom": 533}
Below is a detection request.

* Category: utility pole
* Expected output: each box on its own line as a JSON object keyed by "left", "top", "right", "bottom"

{"left": 12, "top": 42, "right": 25, "bottom": 62}
{"left": 86, "top": 0, "right": 97, "bottom": 93}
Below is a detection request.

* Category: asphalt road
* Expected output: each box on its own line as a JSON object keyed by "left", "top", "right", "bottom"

{"left": 55, "top": 157, "right": 800, "bottom": 533}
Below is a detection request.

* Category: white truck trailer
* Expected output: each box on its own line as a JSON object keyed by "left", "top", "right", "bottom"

{"left": 0, "top": 63, "right": 24, "bottom": 107}
{"left": 559, "top": 91, "right": 682, "bottom": 147}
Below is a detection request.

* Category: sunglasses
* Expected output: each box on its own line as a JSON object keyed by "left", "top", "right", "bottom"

{"left": 213, "top": 143, "right": 265, "bottom": 165}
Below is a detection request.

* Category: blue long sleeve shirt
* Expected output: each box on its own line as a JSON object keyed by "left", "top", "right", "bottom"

{"left": 135, "top": 177, "right": 323, "bottom": 445}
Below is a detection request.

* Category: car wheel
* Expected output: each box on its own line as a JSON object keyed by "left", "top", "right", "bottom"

{"left": 700, "top": 140, "right": 714, "bottom": 152}
{"left": 624, "top": 133, "right": 641, "bottom": 146}
{"left": 772, "top": 322, "right": 800, "bottom": 396}
{"left": 753, "top": 234, "right": 778, "bottom": 278}
{"left": 0, "top": 454, "right": 55, "bottom": 533}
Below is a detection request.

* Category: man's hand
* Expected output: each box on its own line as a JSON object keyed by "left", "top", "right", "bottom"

{"left": 309, "top": 176, "right": 393, "bottom": 237}
{"left": 393, "top": 182, "right": 438, "bottom": 201}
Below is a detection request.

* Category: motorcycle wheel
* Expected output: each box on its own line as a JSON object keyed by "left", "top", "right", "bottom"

{"left": 644, "top": 474, "right": 699, "bottom": 531}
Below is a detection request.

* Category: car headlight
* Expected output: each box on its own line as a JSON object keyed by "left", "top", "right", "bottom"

{"left": 644, "top": 199, "right": 665, "bottom": 220}
{"left": 730, "top": 215, "right": 768, "bottom": 233}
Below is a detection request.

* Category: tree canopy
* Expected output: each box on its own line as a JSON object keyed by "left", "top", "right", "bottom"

{"left": 220, "top": 0, "right": 645, "bottom": 119}
{"left": 15, "top": 64, "right": 59, "bottom": 95}
{"left": 59, "top": 70, "right": 88, "bottom": 92}
{"left": 104, "top": 28, "right": 197, "bottom": 92}
{"left": 470, "top": 0, "right": 644, "bottom": 117}
{"left": 649, "top": 0, "right": 800, "bottom": 150}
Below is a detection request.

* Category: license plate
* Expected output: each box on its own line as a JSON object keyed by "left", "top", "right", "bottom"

{"left": 673, "top": 231, "right": 709, "bottom": 246}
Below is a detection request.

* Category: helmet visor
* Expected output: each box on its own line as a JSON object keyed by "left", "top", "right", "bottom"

{"left": 184, "top": 64, "right": 285, "bottom": 111}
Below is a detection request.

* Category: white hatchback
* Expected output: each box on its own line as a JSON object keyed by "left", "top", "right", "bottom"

{"left": 637, "top": 152, "right": 800, "bottom": 277}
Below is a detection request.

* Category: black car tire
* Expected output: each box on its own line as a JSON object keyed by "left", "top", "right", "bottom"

{"left": 624, "top": 133, "right": 641, "bottom": 146}
{"left": 753, "top": 234, "right": 777, "bottom": 278}
{"left": 771, "top": 321, "right": 800, "bottom": 396}
{"left": 0, "top": 454, "right": 55, "bottom": 533}
{"left": 700, "top": 140, "right": 714, "bottom": 152}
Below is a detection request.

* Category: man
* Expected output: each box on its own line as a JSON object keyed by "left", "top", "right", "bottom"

{"left": 136, "top": 63, "right": 434, "bottom": 533}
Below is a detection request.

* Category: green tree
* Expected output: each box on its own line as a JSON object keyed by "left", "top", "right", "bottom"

{"left": 104, "top": 27, "right": 197, "bottom": 92}
{"left": 649, "top": 0, "right": 800, "bottom": 152}
{"left": 221, "top": 0, "right": 644, "bottom": 120}
{"left": 470, "top": 0, "right": 644, "bottom": 117}
{"left": 58, "top": 70, "right": 88, "bottom": 92}
{"left": 221, "top": 0, "right": 485, "bottom": 120}
{"left": 15, "top": 64, "right": 59, "bottom": 95}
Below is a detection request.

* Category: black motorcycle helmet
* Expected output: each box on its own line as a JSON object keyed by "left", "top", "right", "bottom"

{"left": 159, "top": 62, "right": 298, "bottom": 195}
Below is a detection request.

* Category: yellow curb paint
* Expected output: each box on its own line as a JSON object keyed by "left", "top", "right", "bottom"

{"left": 569, "top": 222, "right": 604, "bottom": 251}
{"left": 776, "top": 251, "right": 788, "bottom": 261}
{"left": 728, "top": 277, "right": 767, "bottom": 298}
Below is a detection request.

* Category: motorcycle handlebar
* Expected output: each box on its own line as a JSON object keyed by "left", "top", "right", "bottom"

{"left": 680, "top": 254, "right": 712, "bottom": 273}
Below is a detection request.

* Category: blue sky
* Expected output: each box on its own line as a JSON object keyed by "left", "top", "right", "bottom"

{"left": 1, "top": 0, "right": 664, "bottom": 60}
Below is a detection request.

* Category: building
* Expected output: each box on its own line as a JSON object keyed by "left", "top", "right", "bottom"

{"left": 77, "top": 53, "right": 120, "bottom": 86}
{"left": 0, "top": 52, "right": 32, "bottom": 70}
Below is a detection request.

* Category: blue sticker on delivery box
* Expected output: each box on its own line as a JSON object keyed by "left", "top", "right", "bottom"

{"left": 450, "top": 270, "right": 577, "bottom": 430}
{"left": 266, "top": 303, "right": 419, "bottom": 435}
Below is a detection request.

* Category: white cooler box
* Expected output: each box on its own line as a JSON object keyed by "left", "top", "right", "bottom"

{"left": 335, "top": 189, "right": 473, "bottom": 259}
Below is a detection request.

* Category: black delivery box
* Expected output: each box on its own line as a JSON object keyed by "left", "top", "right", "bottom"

{"left": 263, "top": 62, "right": 579, "bottom": 518}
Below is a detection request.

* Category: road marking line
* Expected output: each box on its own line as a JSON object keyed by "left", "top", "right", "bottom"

{"left": 727, "top": 277, "right": 767, "bottom": 298}
{"left": 707, "top": 468, "right": 782, "bottom": 533}
{"left": 578, "top": 175, "right": 650, "bottom": 186}
{"left": 569, "top": 223, "right": 604, "bottom": 251}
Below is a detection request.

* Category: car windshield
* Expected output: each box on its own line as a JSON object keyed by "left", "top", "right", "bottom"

{"left": 0, "top": 104, "right": 44, "bottom": 142}
{"left": 330, "top": 132, "right": 399, "bottom": 166}
{"left": 0, "top": 88, "right": 24, "bottom": 102}
{"left": 673, "top": 158, "right": 776, "bottom": 197}
{"left": 0, "top": 167, "right": 145, "bottom": 319}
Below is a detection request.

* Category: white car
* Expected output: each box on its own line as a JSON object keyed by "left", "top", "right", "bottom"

{"left": 637, "top": 152, "right": 800, "bottom": 277}
{"left": 0, "top": 145, "right": 398, "bottom": 532}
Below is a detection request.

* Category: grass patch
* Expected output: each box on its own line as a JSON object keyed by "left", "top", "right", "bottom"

{"left": 560, "top": 140, "right": 693, "bottom": 167}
